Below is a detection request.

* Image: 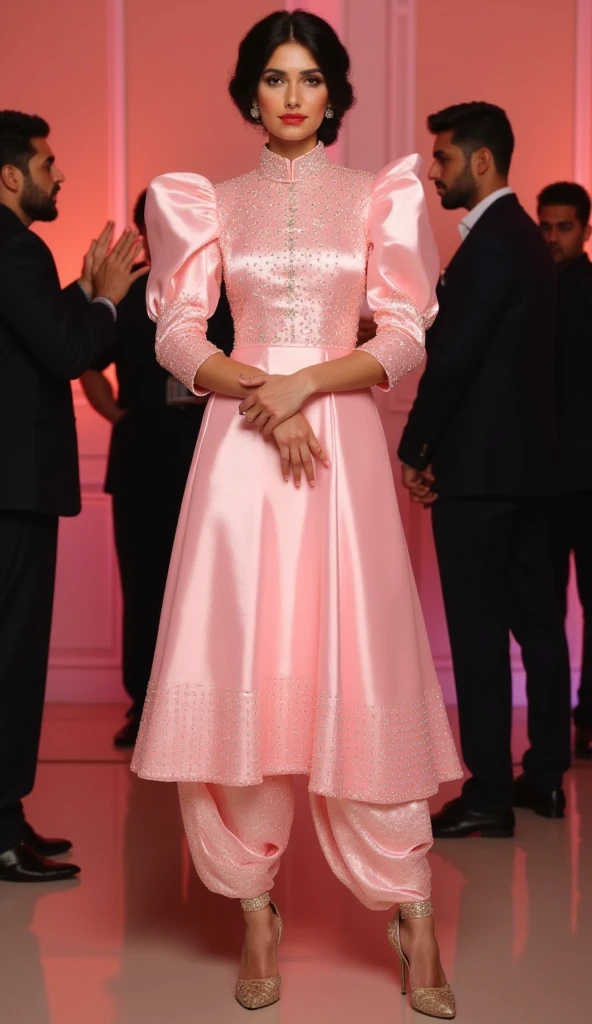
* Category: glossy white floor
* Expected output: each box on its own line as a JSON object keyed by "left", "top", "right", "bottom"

{"left": 1, "top": 704, "right": 590, "bottom": 1024}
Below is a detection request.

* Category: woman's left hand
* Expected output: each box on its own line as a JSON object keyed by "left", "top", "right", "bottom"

{"left": 238, "top": 370, "right": 315, "bottom": 434}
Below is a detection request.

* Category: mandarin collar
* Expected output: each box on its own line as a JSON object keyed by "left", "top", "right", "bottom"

{"left": 259, "top": 142, "right": 327, "bottom": 183}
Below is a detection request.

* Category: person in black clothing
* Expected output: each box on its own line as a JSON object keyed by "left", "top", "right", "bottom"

{"left": 80, "top": 191, "right": 234, "bottom": 749}
{"left": 538, "top": 182, "right": 592, "bottom": 760}
{"left": 0, "top": 111, "right": 145, "bottom": 882}
{"left": 398, "top": 103, "right": 572, "bottom": 838}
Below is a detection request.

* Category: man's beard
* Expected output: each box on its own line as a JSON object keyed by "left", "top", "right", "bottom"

{"left": 20, "top": 175, "right": 59, "bottom": 222}
{"left": 438, "top": 162, "right": 478, "bottom": 211}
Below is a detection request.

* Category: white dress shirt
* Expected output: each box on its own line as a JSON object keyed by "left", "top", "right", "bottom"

{"left": 458, "top": 186, "right": 514, "bottom": 242}
{"left": 77, "top": 280, "right": 117, "bottom": 320}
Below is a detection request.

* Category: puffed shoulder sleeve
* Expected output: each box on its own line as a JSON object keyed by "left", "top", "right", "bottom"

{"left": 359, "top": 154, "right": 440, "bottom": 390}
{"left": 145, "top": 173, "right": 224, "bottom": 395}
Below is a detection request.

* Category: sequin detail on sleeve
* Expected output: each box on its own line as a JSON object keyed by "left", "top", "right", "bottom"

{"left": 359, "top": 288, "right": 434, "bottom": 389}
{"left": 155, "top": 292, "right": 222, "bottom": 396}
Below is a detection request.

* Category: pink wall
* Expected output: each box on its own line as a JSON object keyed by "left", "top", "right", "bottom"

{"left": 125, "top": 0, "right": 276, "bottom": 200}
{"left": 3, "top": 1, "right": 587, "bottom": 701}
{"left": 416, "top": 0, "right": 578, "bottom": 266}
{"left": 1, "top": 0, "right": 111, "bottom": 284}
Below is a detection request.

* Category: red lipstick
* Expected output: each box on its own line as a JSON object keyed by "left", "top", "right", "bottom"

{"left": 280, "top": 115, "right": 307, "bottom": 125}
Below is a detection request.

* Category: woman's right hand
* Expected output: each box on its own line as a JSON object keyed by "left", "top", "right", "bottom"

{"left": 272, "top": 412, "right": 330, "bottom": 488}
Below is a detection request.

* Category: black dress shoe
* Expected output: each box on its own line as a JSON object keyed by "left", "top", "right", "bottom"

{"left": 114, "top": 716, "right": 140, "bottom": 749}
{"left": 431, "top": 797, "right": 515, "bottom": 838}
{"left": 0, "top": 842, "right": 81, "bottom": 883}
{"left": 575, "top": 725, "right": 592, "bottom": 759}
{"left": 513, "top": 774, "right": 566, "bottom": 819}
{"left": 23, "top": 823, "right": 73, "bottom": 857}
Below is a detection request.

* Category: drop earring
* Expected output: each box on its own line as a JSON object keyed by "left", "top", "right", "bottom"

{"left": 324, "top": 105, "right": 334, "bottom": 119}
{"left": 250, "top": 102, "right": 261, "bottom": 121}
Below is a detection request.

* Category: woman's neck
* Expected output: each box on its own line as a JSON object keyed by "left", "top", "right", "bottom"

{"left": 266, "top": 133, "right": 318, "bottom": 162}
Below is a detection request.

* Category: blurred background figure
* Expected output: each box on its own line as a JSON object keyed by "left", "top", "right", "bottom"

{"left": 0, "top": 110, "right": 143, "bottom": 882}
{"left": 356, "top": 310, "right": 376, "bottom": 345}
{"left": 80, "top": 191, "right": 234, "bottom": 749}
{"left": 538, "top": 182, "right": 592, "bottom": 760}
{"left": 398, "top": 102, "right": 572, "bottom": 837}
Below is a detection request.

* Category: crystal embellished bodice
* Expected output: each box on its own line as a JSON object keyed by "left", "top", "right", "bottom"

{"left": 215, "top": 143, "right": 373, "bottom": 351}
{"left": 145, "top": 145, "right": 440, "bottom": 395}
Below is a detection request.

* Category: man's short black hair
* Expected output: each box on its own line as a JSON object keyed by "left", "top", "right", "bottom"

{"left": 427, "top": 102, "right": 515, "bottom": 177}
{"left": 0, "top": 110, "right": 50, "bottom": 175}
{"left": 537, "top": 181, "right": 591, "bottom": 227}
{"left": 133, "top": 189, "right": 148, "bottom": 231}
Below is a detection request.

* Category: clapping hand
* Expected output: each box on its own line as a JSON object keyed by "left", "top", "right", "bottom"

{"left": 79, "top": 223, "right": 148, "bottom": 305}
{"left": 79, "top": 221, "right": 115, "bottom": 297}
{"left": 92, "top": 229, "right": 148, "bottom": 305}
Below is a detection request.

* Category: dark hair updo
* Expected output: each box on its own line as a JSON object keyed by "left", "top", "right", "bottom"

{"left": 229, "top": 9, "right": 354, "bottom": 146}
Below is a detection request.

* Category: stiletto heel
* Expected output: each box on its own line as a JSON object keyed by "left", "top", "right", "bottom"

{"left": 235, "top": 892, "right": 282, "bottom": 1010}
{"left": 387, "top": 899, "right": 456, "bottom": 1019}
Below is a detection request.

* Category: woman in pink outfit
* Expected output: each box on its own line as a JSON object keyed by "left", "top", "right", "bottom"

{"left": 131, "top": 9, "right": 461, "bottom": 1017}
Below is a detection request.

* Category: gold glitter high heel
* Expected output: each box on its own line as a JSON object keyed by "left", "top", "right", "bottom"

{"left": 235, "top": 892, "right": 283, "bottom": 1010}
{"left": 387, "top": 900, "right": 456, "bottom": 1019}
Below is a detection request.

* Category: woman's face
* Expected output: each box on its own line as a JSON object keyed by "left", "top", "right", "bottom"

{"left": 256, "top": 42, "right": 330, "bottom": 145}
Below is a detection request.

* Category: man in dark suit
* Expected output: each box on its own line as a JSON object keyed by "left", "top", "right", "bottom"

{"left": 538, "top": 182, "right": 592, "bottom": 760}
{"left": 81, "top": 191, "right": 234, "bottom": 749}
{"left": 399, "top": 102, "right": 571, "bottom": 837}
{"left": 0, "top": 110, "right": 145, "bottom": 881}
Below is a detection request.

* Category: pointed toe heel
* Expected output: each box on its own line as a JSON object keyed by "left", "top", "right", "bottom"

{"left": 387, "top": 900, "right": 456, "bottom": 1020}
{"left": 235, "top": 976, "right": 281, "bottom": 1011}
{"left": 235, "top": 893, "right": 282, "bottom": 1011}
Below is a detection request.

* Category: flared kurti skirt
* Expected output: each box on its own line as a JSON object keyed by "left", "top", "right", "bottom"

{"left": 131, "top": 346, "right": 462, "bottom": 803}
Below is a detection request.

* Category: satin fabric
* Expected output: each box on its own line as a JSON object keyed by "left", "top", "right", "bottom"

{"left": 143, "top": 144, "right": 439, "bottom": 395}
{"left": 131, "top": 144, "right": 462, "bottom": 803}
{"left": 178, "top": 777, "right": 432, "bottom": 910}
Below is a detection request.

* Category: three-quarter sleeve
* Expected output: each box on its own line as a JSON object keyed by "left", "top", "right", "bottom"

{"left": 360, "top": 154, "right": 440, "bottom": 390}
{"left": 145, "top": 172, "right": 224, "bottom": 395}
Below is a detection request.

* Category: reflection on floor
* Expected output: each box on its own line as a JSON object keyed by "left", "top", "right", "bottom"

{"left": 1, "top": 704, "right": 590, "bottom": 1024}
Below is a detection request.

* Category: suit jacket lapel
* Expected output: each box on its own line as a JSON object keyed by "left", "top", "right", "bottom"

{"left": 441, "top": 194, "right": 520, "bottom": 285}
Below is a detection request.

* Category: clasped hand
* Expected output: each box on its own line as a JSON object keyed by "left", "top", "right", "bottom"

{"left": 401, "top": 465, "right": 438, "bottom": 506}
{"left": 238, "top": 371, "right": 314, "bottom": 434}
{"left": 238, "top": 371, "right": 328, "bottom": 488}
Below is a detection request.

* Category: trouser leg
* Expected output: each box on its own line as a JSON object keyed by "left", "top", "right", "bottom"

{"left": 572, "top": 494, "right": 592, "bottom": 727}
{"left": 511, "top": 502, "right": 571, "bottom": 788}
{"left": 178, "top": 776, "right": 295, "bottom": 898}
{"left": 431, "top": 498, "right": 514, "bottom": 811}
{"left": 0, "top": 511, "right": 58, "bottom": 854}
{"left": 548, "top": 496, "right": 572, "bottom": 622}
{"left": 113, "top": 491, "right": 181, "bottom": 718}
{"left": 310, "top": 794, "right": 432, "bottom": 910}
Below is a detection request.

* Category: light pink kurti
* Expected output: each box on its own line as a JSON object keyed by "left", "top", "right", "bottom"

{"left": 131, "top": 143, "right": 462, "bottom": 804}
